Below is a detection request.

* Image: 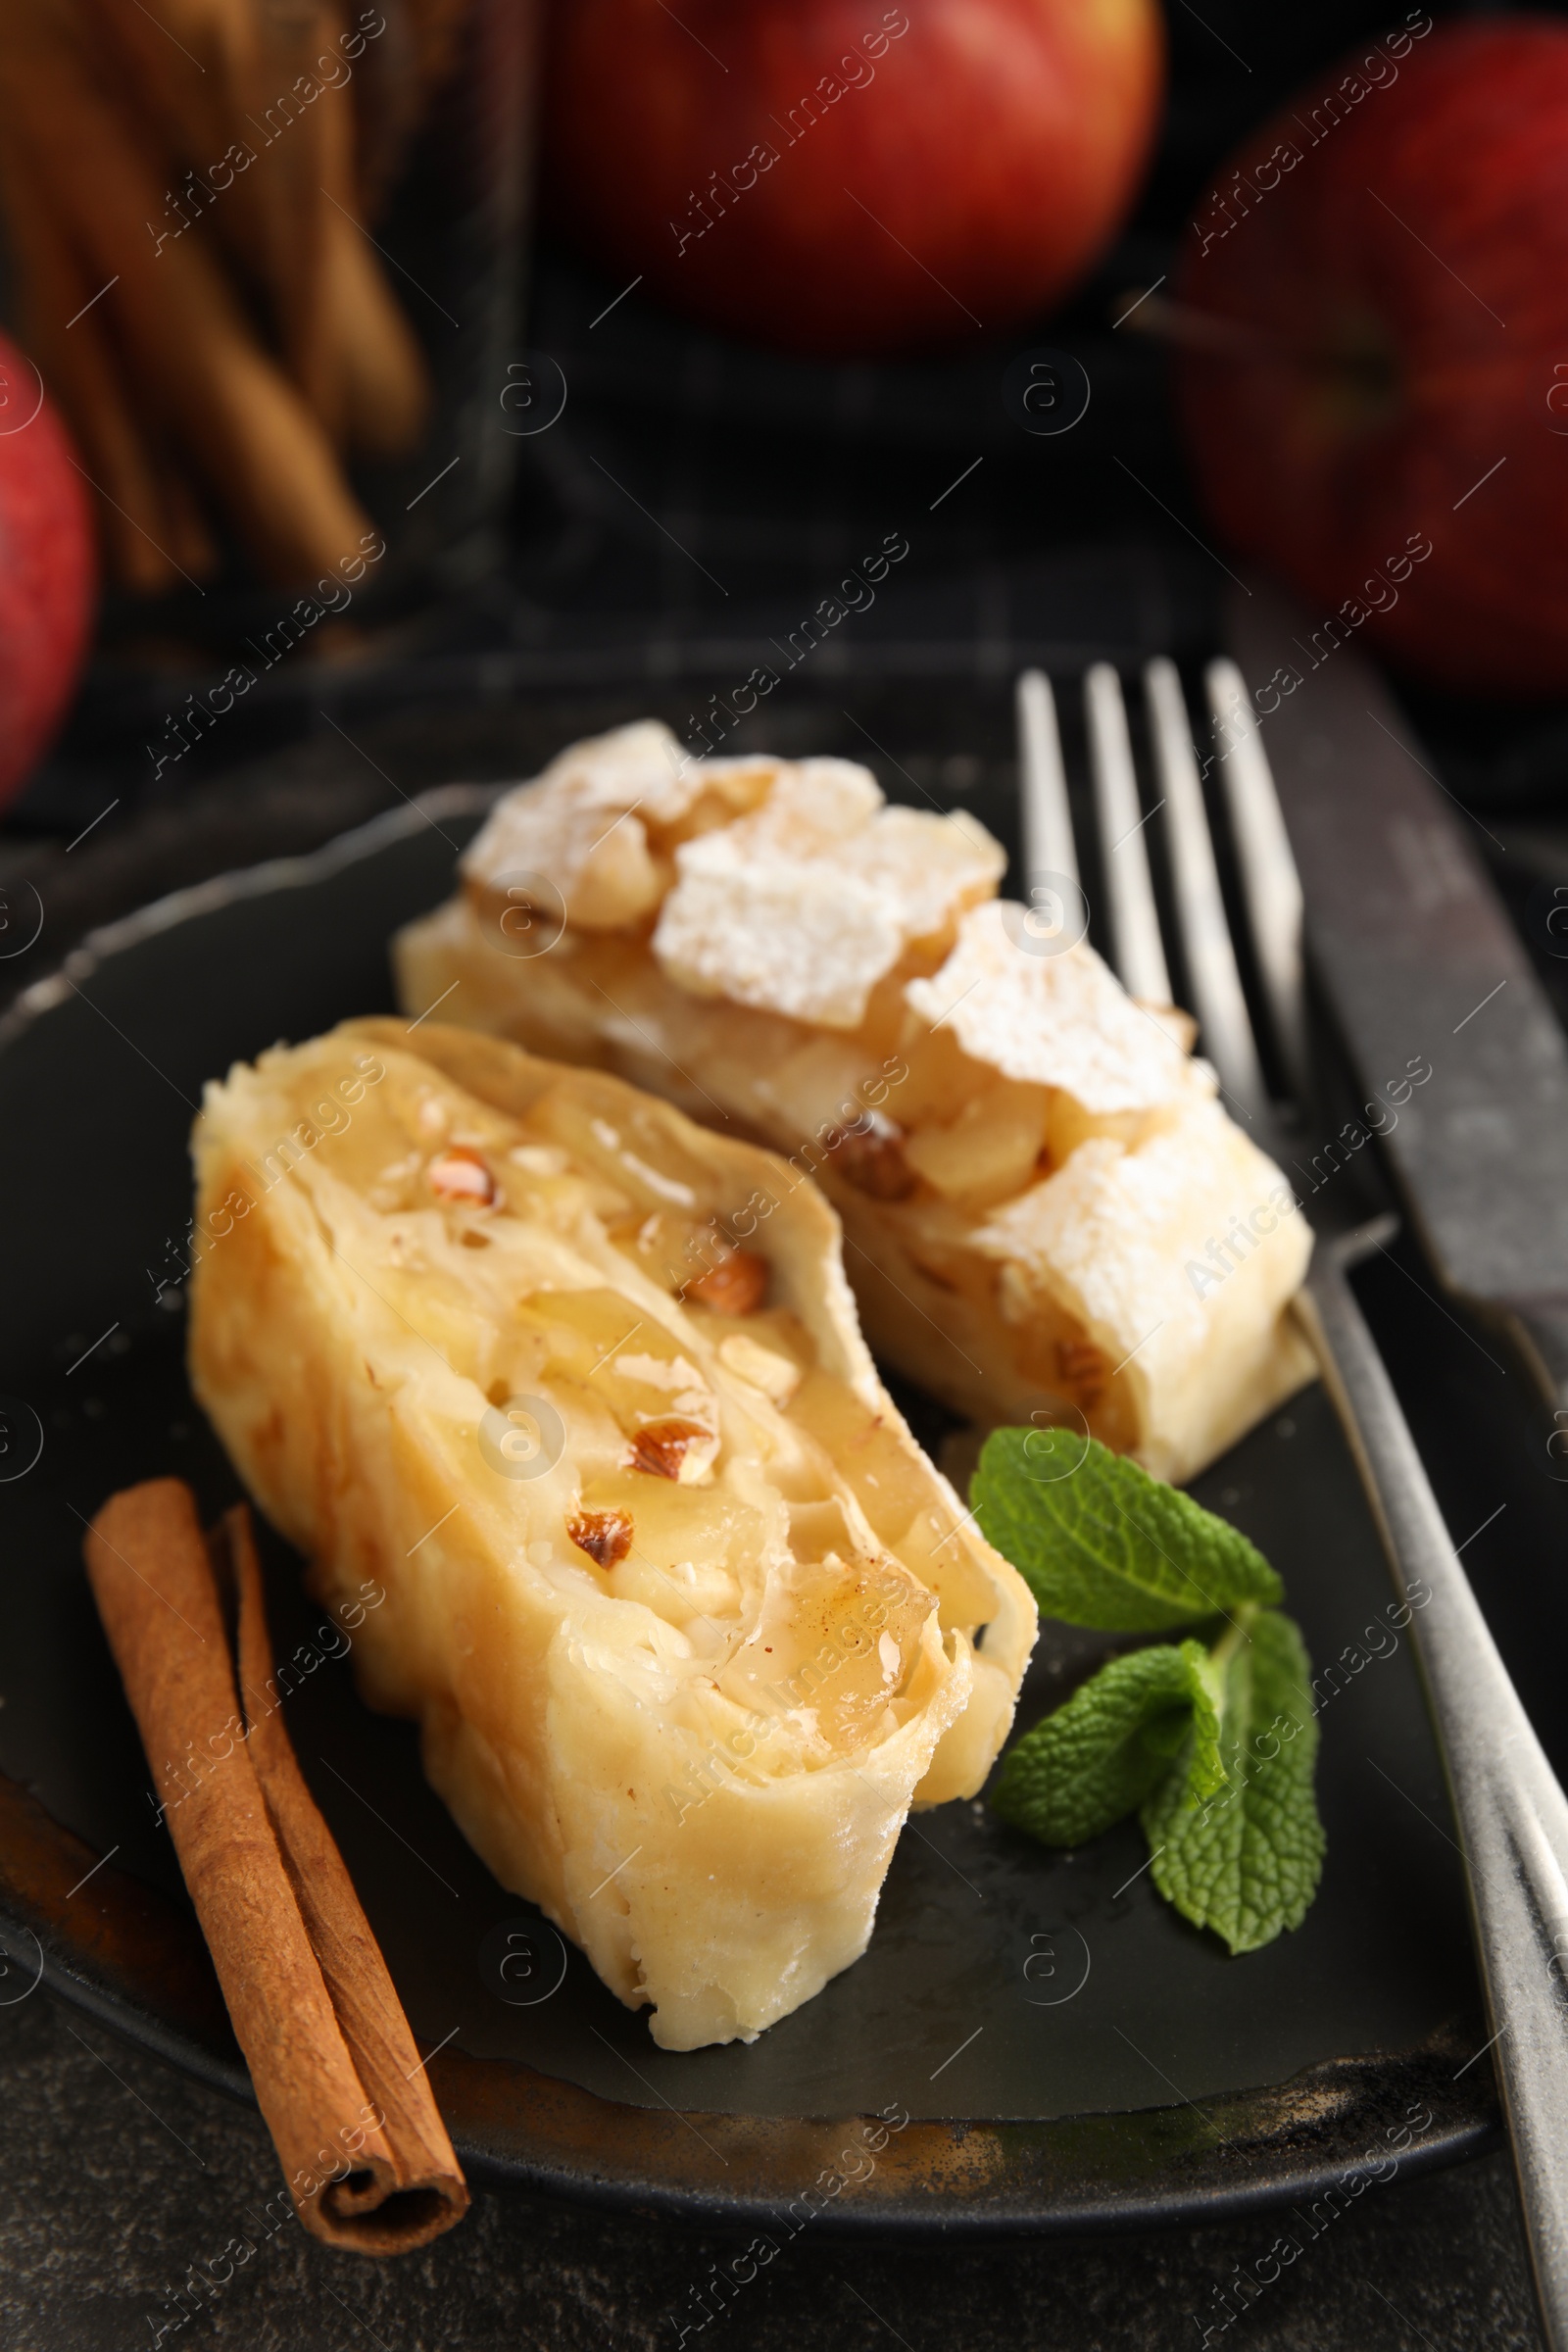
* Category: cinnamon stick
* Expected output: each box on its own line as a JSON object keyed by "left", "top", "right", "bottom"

{"left": 0, "top": 146, "right": 183, "bottom": 596}
{"left": 317, "top": 12, "right": 431, "bottom": 462}
{"left": 218, "top": 1504, "right": 463, "bottom": 2200}
{"left": 406, "top": 0, "right": 471, "bottom": 102}
{"left": 73, "top": 0, "right": 252, "bottom": 177}
{"left": 83, "top": 1481, "right": 467, "bottom": 2254}
{"left": 242, "top": 0, "right": 335, "bottom": 422}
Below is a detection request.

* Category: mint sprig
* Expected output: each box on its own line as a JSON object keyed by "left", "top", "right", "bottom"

{"left": 975, "top": 1431, "right": 1323, "bottom": 1956}
{"left": 1145, "top": 1607, "right": 1323, "bottom": 1953}
{"left": 992, "top": 1638, "right": 1221, "bottom": 1847}
{"left": 971, "top": 1426, "right": 1281, "bottom": 1631}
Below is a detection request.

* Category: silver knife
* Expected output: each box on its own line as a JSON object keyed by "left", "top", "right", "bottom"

{"left": 1228, "top": 586, "right": 1568, "bottom": 1414}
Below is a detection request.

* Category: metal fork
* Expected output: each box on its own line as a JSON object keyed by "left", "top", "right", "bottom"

{"left": 1016, "top": 659, "right": 1568, "bottom": 2352}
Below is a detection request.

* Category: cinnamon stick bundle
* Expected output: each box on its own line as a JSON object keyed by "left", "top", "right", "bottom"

{"left": 0, "top": 7, "right": 377, "bottom": 585}
{"left": 0, "top": 0, "right": 442, "bottom": 591}
{"left": 83, "top": 1479, "right": 466, "bottom": 2254}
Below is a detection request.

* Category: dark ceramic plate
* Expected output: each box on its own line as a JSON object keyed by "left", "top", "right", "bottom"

{"left": 0, "top": 793, "right": 1494, "bottom": 2233}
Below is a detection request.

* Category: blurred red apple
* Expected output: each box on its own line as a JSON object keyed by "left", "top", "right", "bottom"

{"left": 543, "top": 0, "right": 1164, "bottom": 357}
{"left": 1174, "top": 18, "right": 1568, "bottom": 697}
{"left": 0, "top": 331, "right": 95, "bottom": 810}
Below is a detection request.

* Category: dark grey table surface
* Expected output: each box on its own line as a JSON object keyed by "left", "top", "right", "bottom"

{"left": 0, "top": 1988, "right": 1542, "bottom": 2352}
{"left": 5, "top": 718, "right": 1567, "bottom": 2352}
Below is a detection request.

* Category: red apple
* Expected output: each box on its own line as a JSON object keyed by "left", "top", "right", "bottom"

{"left": 542, "top": 0, "right": 1164, "bottom": 357}
{"left": 1173, "top": 18, "right": 1568, "bottom": 698}
{"left": 0, "top": 331, "right": 95, "bottom": 810}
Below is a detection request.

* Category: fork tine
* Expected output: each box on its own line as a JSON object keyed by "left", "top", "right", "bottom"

{"left": 1204, "top": 660, "right": 1312, "bottom": 1105}
{"left": 1014, "top": 669, "right": 1078, "bottom": 886}
{"left": 1084, "top": 662, "right": 1171, "bottom": 1004}
{"left": 1144, "top": 658, "right": 1270, "bottom": 1126}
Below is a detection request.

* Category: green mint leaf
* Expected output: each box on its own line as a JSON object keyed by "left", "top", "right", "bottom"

{"left": 1143, "top": 1608, "right": 1324, "bottom": 1955}
{"left": 991, "top": 1639, "right": 1222, "bottom": 1846}
{"left": 970, "top": 1428, "right": 1284, "bottom": 1632}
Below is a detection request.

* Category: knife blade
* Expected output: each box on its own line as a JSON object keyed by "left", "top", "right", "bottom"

{"left": 1227, "top": 586, "right": 1568, "bottom": 1410}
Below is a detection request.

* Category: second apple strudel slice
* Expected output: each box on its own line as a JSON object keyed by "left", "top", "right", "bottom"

{"left": 394, "top": 722, "right": 1314, "bottom": 1483}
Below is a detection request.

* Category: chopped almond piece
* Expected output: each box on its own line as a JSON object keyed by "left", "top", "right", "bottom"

{"left": 629, "top": 1418, "right": 713, "bottom": 1482}
{"left": 427, "top": 1146, "right": 497, "bottom": 1205}
{"left": 834, "top": 1113, "right": 915, "bottom": 1200}
{"left": 1056, "top": 1339, "right": 1109, "bottom": 1409}
{"left": 687, "top": 1248, "right": 768, "bottom": 1314}
{"left": 567, "top": 1508, "right": 634, "bottom": 1568}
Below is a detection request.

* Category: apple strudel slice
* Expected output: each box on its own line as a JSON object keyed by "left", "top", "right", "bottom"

{"left": 188, "top": 1020, "right": 1035, "bottom": 2051}
{"left": 394, "top": 721, "right": 1315, "bottom": 1484}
